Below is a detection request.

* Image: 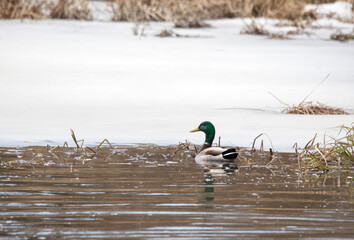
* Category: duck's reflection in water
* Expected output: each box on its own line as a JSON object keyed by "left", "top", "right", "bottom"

{"left": 203, "top": 174, "right": 215, "bottom": 202}
{"left": 201, "top": 163, "right": 237, "bottom": 202}
{"left": 198, "top": 158, "right": 238, "bottom": 175}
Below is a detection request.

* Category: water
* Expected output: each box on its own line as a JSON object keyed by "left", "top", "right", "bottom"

{"left": 0, "top": 145, "right": 353, "bottom": 239}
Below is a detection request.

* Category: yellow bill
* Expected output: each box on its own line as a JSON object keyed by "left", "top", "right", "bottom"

{"left": 190, "top": 127, "right": 200, "bottom": 133}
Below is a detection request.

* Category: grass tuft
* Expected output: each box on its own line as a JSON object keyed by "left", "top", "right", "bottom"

{"left": 241, "top": 18, "right": 291, "bottom": 39}
{"left": 241, "top": 18, "right": 269, "bottom": 35}
{"left": 155, "top": 28, "right": 205, "bottom": 38}
{"left": 270, "top": 74, "right": 350, "bottom": 115}
{"left": 174, "top": 140, "right": 198, "bottom": 159}
{"left": 296, "top": 124, "right": 354, "bottom": 172}
{"left": 283, "top": 101, "right": 349, "bottom": 115}
{"left": 330, "top": 31, "right": 354, "bottom": 42}
{"left": 174, "top": 19, "right": 211, "bottom": 29}
{"left": 155, "top": 29, "right": 176, "bottom": 37}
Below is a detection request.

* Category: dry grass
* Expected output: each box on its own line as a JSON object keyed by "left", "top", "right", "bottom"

{"left": 247, "top": 126, "right": 353, "bottom": 175}
{"left": 241, "top": 18, "right": 291, "bottom": 39}
{"left": 330, "top": 31, "right": 354, "bottom": 42}
{"left": 1, "top": 0, "right": 339, "bottom": 23}
{"left": 48, "top": 0, "right": 91, "bottom": 20}
{"left": 110, "top": 0, "right": 214, "bottom": 28}
{"left": 241, "top": 18, "right": 269, "bottom": 35}
{"left": 0, "top": 0, "right": 91, "bottom": 20}
{"left": 295, "top": 124, "right": 354, "bottom": 172}
{"left": 0, "top": 0, "right": 48, "bottom": 19}
{"left": 108, "top": 0, "right": 336, "bottom": 27}
{"left": 174, "top": 19, "right": 211, "bottom": 28}
{"left": 155, "top": 28, "right": 205, "bottom": 38}
{"left": 270, "top": 74, "right": 350, "bottom": 115}
{"left": 155, "top": 29, "right": 176, "bottom": 37}
{"left": 250, "top": 0, "right": 306, "bottom": 21}
{"left": 268, "top": 32, "right": 290, "bottom": 39}
{"left": 174, "top": 140, "right": 198, "bottom": 160}
{"left": 1, "top": 127, "right": 351, "bottom": 177}
{"left": 110, "top": 0, "right": 238, "bottom": 22}
{"left": 284, "top": 101, "right": 350, "bottom": 115}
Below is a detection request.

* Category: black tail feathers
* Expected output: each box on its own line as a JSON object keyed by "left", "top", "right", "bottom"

{"left": 222, "top": 148, "right": 238, "bottom": 160}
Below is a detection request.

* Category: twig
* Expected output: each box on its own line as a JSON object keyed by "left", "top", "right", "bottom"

{"left": 300, "top": 73, "right": 330, "bottom": 104}
{"left": 268, "top": 91, "right": 289, "bottom": 107}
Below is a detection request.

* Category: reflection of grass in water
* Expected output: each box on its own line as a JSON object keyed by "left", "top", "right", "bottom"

{"left": 298, "top": 168, "right": 354, "bottom": 194}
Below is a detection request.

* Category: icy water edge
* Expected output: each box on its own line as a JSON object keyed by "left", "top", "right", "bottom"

{"left": 0, "top": 145, "right": 353, "bottom": 239}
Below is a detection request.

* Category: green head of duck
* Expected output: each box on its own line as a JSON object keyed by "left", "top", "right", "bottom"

{"left": 190, "top": 121, "right": 216, "bottom": 145}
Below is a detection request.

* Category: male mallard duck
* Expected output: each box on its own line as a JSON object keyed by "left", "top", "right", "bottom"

{"left": 190, "top": 121, "right": 238, "bottom": 169}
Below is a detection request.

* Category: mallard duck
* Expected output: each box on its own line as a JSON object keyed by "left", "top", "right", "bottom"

{"left": 190, "top": 121, "right": 238, "bottom": 169}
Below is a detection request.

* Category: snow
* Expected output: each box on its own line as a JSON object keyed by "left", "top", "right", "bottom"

{"left": 305, "top": 1, "right": 353, "bottom": 21}
{"left": 88, "top": 0, "right": 114, "bottom": 21}
{"left": 0, "top": 4, "right": 353, "bottom": 152}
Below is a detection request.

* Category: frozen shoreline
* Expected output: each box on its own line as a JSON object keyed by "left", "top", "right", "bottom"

{"left": 0, "top": 12, "right": 353, "bottom": 151}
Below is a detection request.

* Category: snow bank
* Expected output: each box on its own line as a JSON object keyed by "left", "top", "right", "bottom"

{"left": 0, "top": 18, "right": 353, "bottom": 152}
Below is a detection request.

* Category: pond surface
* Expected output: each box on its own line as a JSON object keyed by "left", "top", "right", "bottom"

{"left": 0, "top": 145, "right": 353, "bottom": 239}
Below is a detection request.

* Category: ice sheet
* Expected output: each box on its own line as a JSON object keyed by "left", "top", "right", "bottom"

{"left": 0, "top": 17, "right": 353, "bottom": 151}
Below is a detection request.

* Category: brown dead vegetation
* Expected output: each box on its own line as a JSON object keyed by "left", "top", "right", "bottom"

{"left": 49, "top": 0, "right": 91, "bottom": 20}
{"left": 1, "top": 0, "right": 91, "bottom": 20}
{"left": 284, "top": 102, "right": 350, "bottom": 115}
{"left": 269, "top": 74, "right": 350, "bottom": 115}
{"left": 109, "top": 0, "right": 336, "bottom": 22}
{"left": 241, "top": 18, "right": 292, "bottom": 39}
{"left": 1, "top": 0, "right": 337, "bottom": 23}
{"left": 155, "top": 28, "right": 205, "bottom": 38}
{"left": 241, "top": 18, "right": 269, "bottom": 35}
{"left": 330, "top": 30, "right": 354, "bottom": 42}
{"left": 0, "top": 0, "right": 47, "bottom": 19}
{"left": 295, "top": 124, "right": 354, "bottom": 172}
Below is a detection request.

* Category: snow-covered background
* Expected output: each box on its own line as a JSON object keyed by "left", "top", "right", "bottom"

{"left": 0, "top": 2, "right": 353, "bottom": 151}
